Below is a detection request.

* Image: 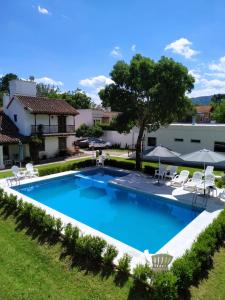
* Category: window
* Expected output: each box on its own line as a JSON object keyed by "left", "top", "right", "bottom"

{"left": 94, "top": 119, "right": 101, "bottom": 125}
{"left": 174, "top": 138, "right": 183, "bottom": 142}
{"left": 39, "top": 138, "right": 45, "bottom": 151}
{"left": 13, "top": 114, "right": 17, "bottom": 122}
{"left": 214, "top": 141, "right": 225, "bottom": 152}
{"left": 58, "top": 137, "right": 67, "bottom": 150}
{"left": 191, "top": 139, "right": 201, "bottom": 143}
{"left": 148, "top": 137, "right": 156, "bottom": 147}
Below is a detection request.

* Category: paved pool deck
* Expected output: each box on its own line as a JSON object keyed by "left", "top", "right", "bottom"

{"left": 0, "top": 167, "right": 224, "bottom": 270}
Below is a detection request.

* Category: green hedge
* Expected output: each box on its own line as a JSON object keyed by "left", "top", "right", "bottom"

{"left": 172, "top": 208, "right": 225, "bottom": 296}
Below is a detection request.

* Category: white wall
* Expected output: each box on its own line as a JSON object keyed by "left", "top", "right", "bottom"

{"left": 39, "top": 136, "right": 59, "bottom": 158}
{"left": 4, "top": 97, "right": 33, "bottom": 136}
{"left": 75, "top": 109, "right": 93, "bottom": 128}
{"left": 9, "top": 79, "right": 36, "bottom": 97}
{"left": 102, "top": 129, "right": 139, "bottom": 148}
{"left": 145, "top": 123, "right": 225, "bottom": 154}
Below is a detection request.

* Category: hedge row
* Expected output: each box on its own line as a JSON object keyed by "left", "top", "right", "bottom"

{"left": 38, "top": 158, "right": 143, "bottom": 177}
{"left": 171, "top": 208, "right": 225, "bottom": 296}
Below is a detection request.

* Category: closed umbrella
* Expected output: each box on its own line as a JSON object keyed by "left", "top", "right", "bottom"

{"left": 181, "top": 149, "right": 225, "bottom": 193}
{"left": 18, "top": 141, "right": 23, "bottom": 168}
{"left": 145, "top": 145, "right": 180, "bottom": 183}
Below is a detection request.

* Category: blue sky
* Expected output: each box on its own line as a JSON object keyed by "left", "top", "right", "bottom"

{"left": 1, "top": 0, "right": 225, "bottom": 103}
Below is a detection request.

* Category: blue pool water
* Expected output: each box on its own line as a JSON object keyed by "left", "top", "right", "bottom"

{"left": 13, "top": 168, "right": 203, "bottom": 253}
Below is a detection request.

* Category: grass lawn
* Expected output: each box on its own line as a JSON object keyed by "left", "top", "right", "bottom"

{"left": 0, "top": 156, "right": 223, "bottom": 179}
{"left": 190, "top": 246, "right": 225, "bottom": 300}
{"left": 0, "top": 213, "right": 133, "bottom": 300}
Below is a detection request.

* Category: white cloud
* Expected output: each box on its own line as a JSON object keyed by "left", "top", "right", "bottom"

{"left": 209, "top": 56, "right": 225, "bottom": 72}
{"left": 190, "top": 78, "right": 225, "bottom": 97}
{"left": 165, "top": 38, "right": 199, "bottom": 59}
{"left": 205, "top": 72, "right": 225, "bottom": 78}
{"left": 79, "top": 75, "right": 114, "bottom": 88}
{"left": 79, "top": 75, "right": 114, "bottom": 104}
{"left": 35, "top": 77, "right": 63, "bottom": 86}
{"left": 110, "top": 46, "right": 122, "bottom": 58}
{"left": 131, "top": 44, "right": 136, "bottom": 52}
{"left": 188, "top": 69, "right": 201, "bottom": 84}
{"left": 37, "top": 5, "right": 50, "bottom": 15}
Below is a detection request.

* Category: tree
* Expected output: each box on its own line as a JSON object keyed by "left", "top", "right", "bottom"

{"left": 76, "top": 124, "right": 103, "bottom": 138}
{"left": 211, "top": 94, "right": 225, "bottom": 104}
{"left": 99, "top": 54, "right": 194, "bottom": 170}
{"left": 36, "top": 83, "right": 60, "bottom": 97}
{"left": 59, "top": 89, "right": 92, "bottom": 109}
{"left": 0, "top": 73, "right": 18, "bottom": 93}
{"left": 211, "top": 99, "right": 225, "bottom": 122}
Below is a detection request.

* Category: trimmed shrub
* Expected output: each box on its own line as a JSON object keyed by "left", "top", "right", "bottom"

{"left": 144, "top": 165, "right": 157, "bottom": 176}
{"left": 152, "top": 271, "right": 178, "bottom": 300}
{"left": 76, "top": 235, "right": 107, "bottom": 262}
{"left": 105, "top": 159, "right": 136, "bottom": 170}
{"left": 117, "top": 254, "right": 131, "bottom": 274}
{"left": 133, "top": 263, "right": 153, "bottom": 285}
{"left": 103, "top": 245, "right": 118, "bottom": 265}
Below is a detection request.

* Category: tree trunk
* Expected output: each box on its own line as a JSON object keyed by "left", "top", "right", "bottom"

{"left": 135, "top": 124, "right": 145, "bottom": 171}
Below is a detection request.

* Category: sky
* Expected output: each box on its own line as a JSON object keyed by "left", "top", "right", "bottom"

{"left": 1, "top": 0, "right": 225, "bottom": 103}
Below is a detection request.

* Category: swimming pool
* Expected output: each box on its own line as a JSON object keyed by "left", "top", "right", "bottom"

{"left": 13, "top": 168, "right": 203, "bottom": 253}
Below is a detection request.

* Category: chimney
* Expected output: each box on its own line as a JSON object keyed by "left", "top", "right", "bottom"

{"left": 3, "top": 94, "right": 10, "bottom": 109}
{"left": 9, "top": 79, "right": 37, "bottom": 98}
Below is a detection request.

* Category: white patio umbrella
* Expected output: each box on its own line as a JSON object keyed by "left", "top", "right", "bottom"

{"left": 181, "top": 148, "right": 225, "bottom": 193}
{"left": 145, "top": 146, "right": 180, "bottom": 183}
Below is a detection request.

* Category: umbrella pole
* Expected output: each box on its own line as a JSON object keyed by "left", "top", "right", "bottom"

{"left": 158, "top": 156, "right": 160, "bottom": 184}
{"left": 204, "top": 161, "right": 206, "bottom": 196}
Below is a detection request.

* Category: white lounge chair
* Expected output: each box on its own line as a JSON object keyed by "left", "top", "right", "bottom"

{"left": 154, "top": 165, "right": 167, "bottom": 180}
{"left": 25, "top": 163, "right": 39, "bottom": 177}
{"left": 205, "top": 165, "right": 214, "bottom": 175}
{"left": 144, "top": 250, "right": 173, "bottom": 272}
{"left": 218, "top": 189, "right": 225, "bottom": 202}
{"left": 183, "top": 171, "right": 203, "bottom": 192}
{"left": 165, "top": 166, "right": 177, "bottom": 180}
{"left": 197, "top": 173, "right": 216, "bottom": 194}
{"left": 11, "top": 165, "right": 26, "bottom": 181}
{"left": 170, "top": 170, "right": 189, "bottom": 187}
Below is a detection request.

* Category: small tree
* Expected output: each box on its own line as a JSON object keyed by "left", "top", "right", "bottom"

{"left": 76, "top": 124, "right": 103, "bottom": 138}
{"left": 99, "top": 54, "right": 194, "bottom": 170}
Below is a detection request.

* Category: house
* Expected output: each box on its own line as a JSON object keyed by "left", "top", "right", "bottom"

{"left": 0, "top": 79, "right": 79, "bottom": 168}
{"left": 195, "top": 105, "right": 213, "bottom": 123}
{"left": 145, "top": 123, "right": 225, "bottom": 155}
{"left": 75, "top": 108, "right": 119, "bottom": 129}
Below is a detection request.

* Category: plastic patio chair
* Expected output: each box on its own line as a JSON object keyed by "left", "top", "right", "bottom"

{"left": 144, "top": 250, "right": 173, "bottom": 272}
{"left": 183, "top": 171, "right": 203, "bottom": 192}
{"left": 171, "top": 170, "right": 189, "bottom": 187}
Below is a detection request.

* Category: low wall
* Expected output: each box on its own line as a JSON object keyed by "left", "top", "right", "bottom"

{"left": 102, "top": 130, "right": 138, "bottom": 148}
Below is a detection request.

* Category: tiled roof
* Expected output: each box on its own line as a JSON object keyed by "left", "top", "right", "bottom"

{"left": 9, "top": 95, "right": 79, "bottom": 116}
{"left": 196, "top": 105, "right": 212, "bottom": 114}
{"left": 0, "top": 110, "right": 26, "bottom": 144}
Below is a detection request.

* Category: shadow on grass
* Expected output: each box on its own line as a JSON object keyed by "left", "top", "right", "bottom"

{"left": 127, "top": 282, "right": 152, "bottom": 300}
{"left": 114, "top": 271, "right": 129, "bottom": 287}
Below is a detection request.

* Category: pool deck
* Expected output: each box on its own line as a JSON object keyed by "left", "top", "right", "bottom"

{"left": 0, "top": 167, "right": 224, "bottom": 270}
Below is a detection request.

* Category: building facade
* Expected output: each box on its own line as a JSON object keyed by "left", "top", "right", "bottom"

{"left": 0, "top": 79, "right": 79, "bottom": 168}
{"left": 145, "top": 123, "right": 225, "bottom": 155}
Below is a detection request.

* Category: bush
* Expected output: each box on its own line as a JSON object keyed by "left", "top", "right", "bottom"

{"left": 103, "top": 245, "right": 118, "bottom": 265}
{"left": 76, "top": 235, "right": 107, "bottom": 262}
{"left": 144, "top": 165, "right": 157, "bottom": 176}
{"left": 152, "top": 271, "right": 178, "bottom": 300}
{"left": 133, "top": 263, "right": 153, "bottom": 285}
{"left": 38, "top": 159, "right": 94, "bottom": 176}
{"left": 117, "top": 254, "right": 131, "bottom": 274}
{"left": 172, "top": 208, "right": 225, "bottom": 295}
{"left": 105, "top": 159, "right": 135, "bottom": 170}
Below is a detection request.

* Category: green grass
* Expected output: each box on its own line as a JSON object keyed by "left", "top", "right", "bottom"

{"left": 0, "top": 157, "right": 90, "bottom": 179}
{"left": 0, "top": 156, "right": 223, "bottom": 179}
{"left": 0, "top": 213, "right": 132, "bottom": 300}
{"left": 190, "top": 246, "right": 225, "bottom": 300}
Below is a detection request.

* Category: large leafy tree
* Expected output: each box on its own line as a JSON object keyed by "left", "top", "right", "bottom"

{"left": 99, "top": 54, "right": 194, "bottom": 170}
{"left": 211, "top": 99, "right": 225, "bottom": 122}
{"left": 59, "top": 89, "right": 92, "bottom": 109}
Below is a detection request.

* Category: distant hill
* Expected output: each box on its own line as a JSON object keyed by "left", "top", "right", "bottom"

{"left": 191, "top": 95, "right": 212, "bottom": 105}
